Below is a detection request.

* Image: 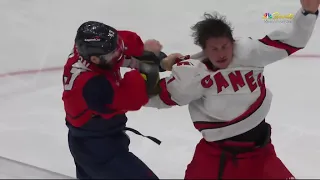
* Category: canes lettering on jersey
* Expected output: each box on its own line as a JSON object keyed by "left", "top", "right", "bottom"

{"left": 166, "top": 61, "right": 265, "bottom": 94}
{"left": 199, "top": 70, "right": 265, "bottom": 93}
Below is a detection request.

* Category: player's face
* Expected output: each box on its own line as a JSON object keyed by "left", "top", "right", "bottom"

{"left": 99, "top": 38, "right": 125, "bottom": 65}
{"left": 91, "top": 38, "right": 125, "bottom": 69}
{"left": 204, "top": 37, "right": 233, "bottom": 69}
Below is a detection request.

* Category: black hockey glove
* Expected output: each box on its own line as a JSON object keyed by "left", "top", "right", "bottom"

{"left": 133, "top": 50, "right": 167, "bottom": 72}
{"left": 139, "top": 62, "right": 161, "bottom": 97}
{"left": 158, "top": 51, "right": 168, "bottom": 72}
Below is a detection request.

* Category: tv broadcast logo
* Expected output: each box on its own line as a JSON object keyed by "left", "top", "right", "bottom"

{"left": 263, "top": 12, "right": 294, "bottom": 23}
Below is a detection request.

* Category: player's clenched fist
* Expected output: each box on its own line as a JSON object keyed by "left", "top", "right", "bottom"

{"left": 300, "top": 0, "right": 320, "bottom": 13}
{"left": 144, "top": 39, "right": 163, "bottom": 56}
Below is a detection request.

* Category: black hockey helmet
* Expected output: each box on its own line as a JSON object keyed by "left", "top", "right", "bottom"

{"left": 75, "top": 21, "right": 124, "bottom": 65}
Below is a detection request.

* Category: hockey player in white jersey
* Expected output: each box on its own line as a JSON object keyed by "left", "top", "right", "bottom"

{"left": 146, "top": 0, "right": 319, "bottom": 179}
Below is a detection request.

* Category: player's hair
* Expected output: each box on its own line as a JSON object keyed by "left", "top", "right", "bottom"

{"left": 191, "top": 12, "right": 234, "bottom": 49}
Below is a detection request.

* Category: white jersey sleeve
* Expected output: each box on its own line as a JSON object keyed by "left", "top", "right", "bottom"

{"left": 243, "top": 8, "right": 318, "bottom": 67}
{"left": 145, "top": 59, "right": 208, "bottom": 109}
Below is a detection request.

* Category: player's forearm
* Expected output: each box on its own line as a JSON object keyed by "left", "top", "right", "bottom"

{"left": 190, "top": 51, "right": 205, "bottom": 60}
{"left": 261, "top": 8, "right": 317, "bottom": 53}
{"left": 274, "top": 8, "right": 317, "bottom": 49}
{"left": 251, "top": 8, "right": 318, "bottom": 67}
{"left": 122, "top": 51, "right": 167, "bottom": 72}
{"left": 121, "top": 57, "right": 139, "bottom": 69}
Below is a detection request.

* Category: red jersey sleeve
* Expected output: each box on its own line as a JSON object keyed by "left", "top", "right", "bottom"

{"left": 118, "top": 30, "right": 144, "bottom": 57}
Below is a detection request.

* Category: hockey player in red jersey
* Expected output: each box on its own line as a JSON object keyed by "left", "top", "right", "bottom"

{"left": 147, "top": 0, "right": 319, "bottom": 179}
{"left": 62, "top": 21, "right": 167, "bottom": 179}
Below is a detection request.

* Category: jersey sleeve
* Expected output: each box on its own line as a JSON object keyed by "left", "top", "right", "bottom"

{"left": 246, "top": 8, "right": 318, "bottom": 67}
{"left": 118, "top": 30, "right": 144, "bottom": 69}
{"left": 145, "top": 59, "right": 207, "bottom": 109}
{"left": 118, "top": 30, "right": 144, "bottom": 57}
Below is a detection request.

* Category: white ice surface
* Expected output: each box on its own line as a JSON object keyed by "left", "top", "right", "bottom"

{"left": 1, "top": 0, "right": 320, "bottom": 178}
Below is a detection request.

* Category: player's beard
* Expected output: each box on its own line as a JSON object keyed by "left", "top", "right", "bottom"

{"left": 97, "top": 50, "right": 124, "bottom": 70}
{"left": 96, "top": 57, "right": 122, "bottom": 70}
{"left": 96, "top": 62, "right": 113, "bottom": 70}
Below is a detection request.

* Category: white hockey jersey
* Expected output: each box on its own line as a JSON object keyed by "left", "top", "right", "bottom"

{"left": 145, "top": 8, "right": 318, "bottom": 142}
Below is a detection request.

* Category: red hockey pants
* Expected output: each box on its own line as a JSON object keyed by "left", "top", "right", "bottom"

{"left": 185, "top": 139, "right": 294, "bottom": 179}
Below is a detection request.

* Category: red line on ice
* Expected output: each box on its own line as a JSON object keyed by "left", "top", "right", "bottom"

{"left": 0, "top": 67, "right": 63, "bottom": 78}
{"left": 0, "top": 54, "right": 319, "bottom": 78}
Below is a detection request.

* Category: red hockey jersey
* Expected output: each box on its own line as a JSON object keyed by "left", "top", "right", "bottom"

{"left": 62, "top": 30, "right": 148, "bottom": 134}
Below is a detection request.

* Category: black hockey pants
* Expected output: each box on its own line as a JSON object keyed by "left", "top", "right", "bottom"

{"left": 68, "top": 127, "right": 160, "bottom": 179}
